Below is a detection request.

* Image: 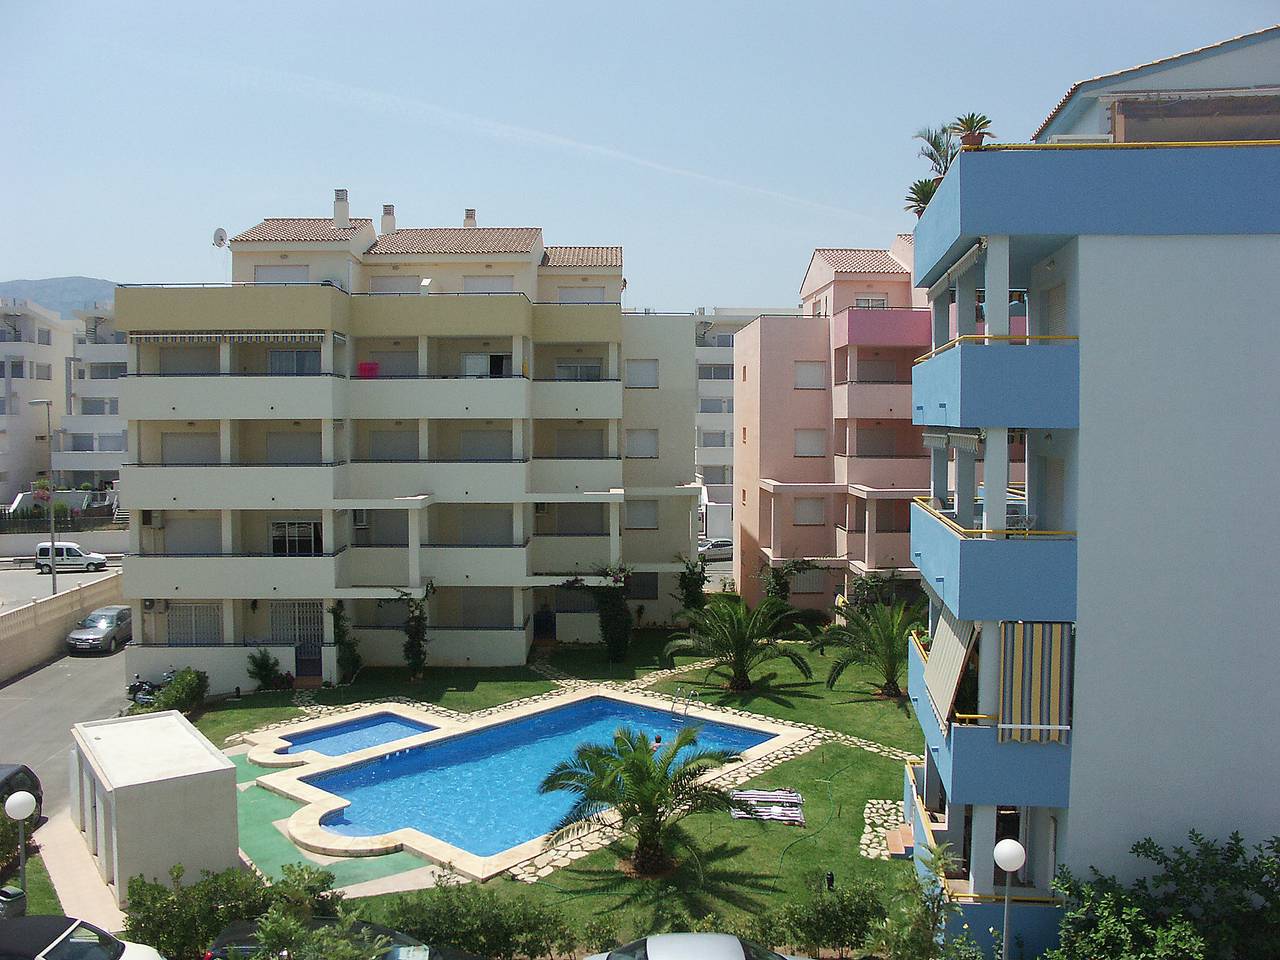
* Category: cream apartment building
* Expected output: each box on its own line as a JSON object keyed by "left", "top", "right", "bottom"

{"left": 1, "top": 298, "right": 72, "bottom": 506}
{"left": 119, "top": 192, "right": 698, "bottom": 691}
{"left": 53, "top": 304, "right": 129, "bottom": 491}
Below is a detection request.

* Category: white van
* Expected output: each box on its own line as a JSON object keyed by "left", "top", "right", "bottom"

{"left": 35, "top": 541, "right": 109, "bottom": 574}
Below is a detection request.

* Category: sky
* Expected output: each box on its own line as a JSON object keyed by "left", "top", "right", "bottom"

{"left": 2, "top": 1, "right": 1275, "bottom": 309}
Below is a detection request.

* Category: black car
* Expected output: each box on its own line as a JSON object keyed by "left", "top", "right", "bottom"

{"left": 206, "top": 918, "right": 484, "bottom": 959}
{"left": 0, "top": 764, "right": 43, "bottom": 823}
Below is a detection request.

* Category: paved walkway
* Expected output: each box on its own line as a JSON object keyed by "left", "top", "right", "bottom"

{"left": 38, "top": 809, "right": 125, "bottom": 931}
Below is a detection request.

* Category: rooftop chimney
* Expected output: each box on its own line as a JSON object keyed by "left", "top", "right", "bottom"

{"left": 333, "top": 188, "right": 351, "bottom": 230}
{"left": 381, "top": 204, "right": 396, "bottom": 235}
{"left": 463, "top": 208, "right": 477, "bottom": 228}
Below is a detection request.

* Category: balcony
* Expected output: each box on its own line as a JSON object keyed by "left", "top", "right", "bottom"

{"left": 913, "top": 337, "right": 1079, "bottom": 429}
{"left": 695, "top": 344, "right": 734, "bottom": 363}
{"left": 77, "top": 341, "right": 128, "bottom": 364}
{"left": 833, "top": 381, "right": 913, "bottom": 421}
{"left": 836, "top": 454, "right": 930, "bottom": 489}
{"left": 532, "top": 303, "right": 621, "bottom": 342}
{"left": 349, "top": 375, "right": 530, "bottom": 419}
{"left": 117, "top": 283, "right": 351, "bottom": 333}
{"left": 530, "top": 457, "right": 621, "bottom": 495}
{"left": 76, "top": 378, "right": 125, "bottom": 399}
{"left": 342, "top": 459, "right": 528, "bottom": 501}
{"left": 421, "top": 543, "right": 530, "bottom": 585}
{"left": 908, "top": 639, "right": 1070, "bottom": 809}
{"left": 346, "top": 546, "right": 412, "bottom": 586}
{"left": 123, "top": 551, "right": 340, "bottom": 599}
{"left": 51, "top": 449, "right": 125, "bottom": 472}
{"left": 120, "top": 374, "right": 345, "bottom": 421}
{"left": 531, "top": 379, "right": 622, "bottom": 419}
{"left": 122, "top": 462, "right": 340, "bottom": 509}
{"left": 835, "top": 306, "right": 932, "bottom": 348}
{"left": 530, "top": 535, "right": 612, "bottom": 575}
{"left": 910, "top": 499, "right": 1076, "bottom": 622}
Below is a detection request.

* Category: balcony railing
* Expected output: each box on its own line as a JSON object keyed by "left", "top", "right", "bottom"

{"left": 914, "top": 334, "right": 1079, "bottom": 365}
{"left": 126, "top": 459, "right": 345, "bottom": 467}
{"left": 912, "top": 496, "right": 1075, "bottom": 539}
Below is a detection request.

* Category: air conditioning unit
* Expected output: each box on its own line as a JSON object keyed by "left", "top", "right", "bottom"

{"left": 141, "top": 509, "right": 164, "bottom": 528}
{"left": 1046, "top": 133, "right": 1114, "bottom": 144}
{"left": 534, "top": 503, "right": 549, "bottom": 516}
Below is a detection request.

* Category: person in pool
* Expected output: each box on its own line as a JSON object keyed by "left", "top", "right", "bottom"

{"left": 651, "top": 734, "right": 662, "bottom": 752}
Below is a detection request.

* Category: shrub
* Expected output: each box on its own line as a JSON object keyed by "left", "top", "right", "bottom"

{"left": 247, "top": 648, "right": 284, "bottom": 690}
{"left": 383, "top": 585, "right": 434, "bottom": 679}
{"left": 150, "top": 667, "right": 208, "bottom": 714}
{"left": 580, "top": 915, "right": 621, "bottom": 953}
{"left": 330, "top": 600, "right": 361, "bottom": 683}
{"left": 559, "top": 565, "right": 633, "bottom": 663}
{"left": 781, "top": 882, "right": 886, "bottom": 958}
{"left": 674, "top": 554, "right": 710, "bottom": 611}
{"left": 759, "top": 558, "right": 816, "bottom": 604}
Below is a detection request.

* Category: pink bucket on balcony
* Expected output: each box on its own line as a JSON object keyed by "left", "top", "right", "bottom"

{"left": 357, "top": 360, "right": 380, "bottom": 379}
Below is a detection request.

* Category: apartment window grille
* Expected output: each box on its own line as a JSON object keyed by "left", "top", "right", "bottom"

{"left": 697, "top": 364, "right": 733, "bottom": 380}
{"left": 791, "top": 568, "right": 828, "bottom": 594}
{"left": 626, "top": 429, "right": 659, "bottom": 458}
{"left": 794, "top": 429, "right": 826, "bottom": 458}
{"left": 167, "top": 602, "right": 222, "bottom": 646}
{"left": 271, "top": 520, "right": 323, "bottom": 556}
{"left": 624, "top": 359, "right": 659, "bottom": 388}
{"left": 700, "top": 430, "right": 727, "bottom": 448}
{"left": 97, "top": 433, "right": 126, "bottom": 452}
{"left": 351, "top": 509, "right": 370, "bottom": 529}
{"left": 554, "top": 358, "right": 603, "bottom": 381}
{"left": 89, "top": 363, "right": 126, "bottom": 380}
{"left": 794, "top": 361, "right": 826, "bottom": 389}
{"left": 855, "top": 296, "right": 889, "bottom": 309}
{"left": 794, "top": 497, "right": 825, "bottom": 525}
{"left": 699, "top": 397, "right": 733, "bottom": 413}
{"left": 34, "top": 363, "right": 52, "bottom": 381}
{"left": 268, "top": 349, "right": 322, "bottom": 375}
{"left": 624, "top": 499, "right": 659, "bottom": 529}
{"left": 37, "top": 328, "right": 51, "bottom": 345}
{"left": 80, "top": 398, "right": 119, "bottom": 416}
{"left": 626, "top": 572, "right": 660, "bottom": 599}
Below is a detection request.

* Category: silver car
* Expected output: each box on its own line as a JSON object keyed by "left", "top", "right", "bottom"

{"left": 587, "top": 933, "right": 808, "bottom": 960}
{"left": 65, "top": 605, "right": 132, "bottom": 654}
{"left": 698, "top": 538, "right": 734, "bottom": 562}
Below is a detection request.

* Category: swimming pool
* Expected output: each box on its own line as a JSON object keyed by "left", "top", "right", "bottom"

{"left": 280, "top": 712, "right": 437, "bottom": 757}
{"left": 303, "top": 696, "right": 775, "bottom": 856}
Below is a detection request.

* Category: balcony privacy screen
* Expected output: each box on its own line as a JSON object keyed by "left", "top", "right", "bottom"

{"left": 922, "top": 604, "right": 976, "bottom": 728}
{"left": 998, "top": 621, "right": 1074, "bottom": 743}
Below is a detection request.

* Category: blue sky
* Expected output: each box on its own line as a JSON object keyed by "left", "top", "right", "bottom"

{"left": 3, "top": 1, "right": 1274, "bottom": 308}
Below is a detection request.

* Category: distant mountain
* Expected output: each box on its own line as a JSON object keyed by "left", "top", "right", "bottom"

{"left": 0, "top": 276, "right": 117, "bottom": 319}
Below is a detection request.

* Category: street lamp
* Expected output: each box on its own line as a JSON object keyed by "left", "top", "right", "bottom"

{"left": 28, "top": 398, "right": 56, "bottom": 596}
{"left": 4, "top": 791, "right": 37, "bottom": 892}
{"left": 994, "top": 837, "right": 1026, "bottom": 960}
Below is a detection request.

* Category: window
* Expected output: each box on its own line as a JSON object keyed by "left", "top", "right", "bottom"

{"left": 794, "top": 497, "right": 825, "bottom": 525}
{"left": 741, "top": 426, "right": 747, "bottom": 443}
{"left": 352, "top": 509, "right": 369, "bottom": 528}
{"left": 626, "top": 572, "right": 660, "bottom": 599}
{"left": 697, "top": 363, "right": 733, "bottom": 380}
{"left": 271, "top": 520, "right": 323, "bottom": 556}
{"left": 554, "top": 358, "right": 603, "bottom": 381}
{"left": 741, "top": 365, "right": 747, "bottom": 381}
{"left": 461, "top": 352, "right": 512, "bottom": 377}
{"left": 702, "top": 466, "right": 730, "bottom": 484}
{"left": 269, "top": 349, "right": 321, "bottom": 375}
{"left": 81, "top": 397, "right": 119, "bottom": 416}
{"left": 97, "top": 433, "right": 126, "bottom": 452}
{"left": 89, "top": 363, "right": 126, "bottom": 380}
{"left": 462, "top": 275, "right": 515, "bottom": 293}
{"left": 714, "top": 333, "right": 734, "bottom": 347}
{"left": 700, "top": 430, "right": 727, "bottom": 448}
{"left": 625, "top": 429, "right": 659, "bottom": 458}
{"left": 558, "top": 286, "right": 606, "bottom": 303}
{"left": 9, "top": 361, "right": 23, "bottom": 378}
{"left": 625, "top": 359, "right": 658, "bottom": 388}
{"left": 794, "top": 429, "right": 826, "bottom": 457}
{"left": 68, "top": 433, "right": 94, "bottom": 452}
{"left": 855, "top": 296, "right": 889, "bottom": 308}
{"left": 741, "top": 489, "right": 747, "bottom": 504}
{"left": 791, "top": 567, "right": 828, "bottom": 594}
{"left": 794, "top": 361, "right": 826, "bottom": 389}
{"left": 34, "top": 363, "right": 52, "bottom": 381}
{"left": 624, "top": 499, "right": 659, "bottom": 529}
{"left": 37, "top": 328, "right": 51, "bottom": 345}
{"left": 699, "top": 397, "right": 733, "bottom": 413}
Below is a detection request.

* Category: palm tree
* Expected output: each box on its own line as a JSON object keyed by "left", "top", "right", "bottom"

{"left": 813, "top": 599, "right": 925, "bottom": 698}
{"left": 948, "top": 112, "right": 996, "bottom": 146}
{"left": 664, "top": 595, "right": 812, "bottom": 691}
{"left": 914, "top": 125, "right": 958, "bottom": 179}
{"left": 538, "top": 725, "right": 743, "bottom": 874}
{"left": 905, "top": 179, "right": 938, "bottom": 217}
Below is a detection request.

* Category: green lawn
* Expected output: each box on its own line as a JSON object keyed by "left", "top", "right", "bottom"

{"left": 649, "top": 651, "right": 924, "bottom": 754}
{"left": 193, "top": 691, "right": 303, "bottom": 747}
{"left": 4, "top": 851, "right": 64, "bottom": 915}
{"left": 359, "top": 743, "right": 911, "bottom": 942}
{"left": 545, "top": 628, "right": 706, "bottom": 682}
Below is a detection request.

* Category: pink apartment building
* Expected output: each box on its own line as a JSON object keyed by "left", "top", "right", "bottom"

{"left": 734, "top": 237, "right": 932, "bottom": 608}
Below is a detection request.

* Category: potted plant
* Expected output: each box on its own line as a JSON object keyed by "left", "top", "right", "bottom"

{"left": 949, "top": 112, "right": 996, "bottom": 147}
{"left": 905, "top": 178, "right": 938, "bottom": 217}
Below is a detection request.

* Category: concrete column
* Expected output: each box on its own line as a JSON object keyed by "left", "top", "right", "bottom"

{"left": 322, "top": 508, "right": 334, "bottom": 552}
{"left": 984, "top": 427, "right": 1009, "bottom": 538}
{"left": 219, "top": 419, "right": 232, "bottom": 464}
{"left": 931, "top": 292, "right": 950, "bottom": 350}
{"left": 513, "top": 588, "right": 524, "bottom": 629}
{"left": 607, "top": 342, "right": 619, "bottom": 380}
{"left": 418, "top": 418, "right": 430, "bottom": 460}
{"left": 321, "top": 419, "right": 335, "bottom": 463}
{"left": 220, "top": 509, "right": 234, "bottom": 553}
{"left": 956, "top": 266, "right": 978, "bottom": 338}
{"left": 864, "top": 496, "right": 876, "bottom": 567}
{"left": 608, "top": 501, "right": 621, "bottom": 564}
{"left": 930, "top": 448, "right": 949, "bottom": 502}
{"left": 607, "top": 422, "right": 619, "bottom": 457}
{"left": 984, "top": 236, "right": 1011, "bottom": 337}
{"left": 407, "top": 508, "right": 421, "bottom": 586}
{"left": 970, "top": 804, "right": 998, "bottom": 894}
{"left": 222, "top": 598, "right": 236, "bottom": 647}
{"left": 770, "top": 495, "right": 781, "bottom": 556}
{"left": 512, "top": 502, "right": 524, "bottom": 544}
{"left": 218, "top": 341, "right": 232, "bottom": 374}
{"left": 128, "top": 512, "right": 141, "bottom": 554}
{"left": 512, "top": 335, "right": 525, "bottom": 378}
{"left": 417, "top": 336, "right": 430, "bottom": 377}
{"left": 511, "top": 419, "right": 524, "bottom": 460}
{"left": 978, "top": 620, "right": 1001, "bottom": 716}
{"left": 954, "top": 450, "right": 976, "bottom": 527}
{"left": 319, "top": 334, "right": 333, "bottom": 375}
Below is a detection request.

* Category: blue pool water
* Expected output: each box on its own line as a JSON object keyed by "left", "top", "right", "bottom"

{"left": 305, "top": 696, "right": 774, "bottom": 856}
{"left": 281, "top": 713, "right": 437, "bottom": 757}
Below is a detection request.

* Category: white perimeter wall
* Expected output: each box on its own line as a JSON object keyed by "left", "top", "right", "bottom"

{"left": 1067, "top": 234, "right": 1280, "bottom": 880}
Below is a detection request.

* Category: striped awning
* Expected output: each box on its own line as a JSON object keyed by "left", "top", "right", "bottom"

{"left": 128, "top": 330, "right": 326, "bottom": 343}
{"left": 922, "top": 603, "right": 977, "bottom": 728}
{"left": 999, "top": 621, "right": 1074, "bottom": 743}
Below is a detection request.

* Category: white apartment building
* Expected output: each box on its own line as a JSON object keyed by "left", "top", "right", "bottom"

{"left": 1, "top": 298, "right": 72, "bottom": 506}
{"left": 694, "top": 306, "right": 798, "bottom": 540}
{"left": 53, "top": 304, "right": 129, "bottom": 491}
{"left": 119, "top": 192, "right": 698, "bottom": 692}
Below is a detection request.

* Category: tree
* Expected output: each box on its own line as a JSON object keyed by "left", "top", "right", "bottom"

{"left": 674, "top": 553, "right": 711, "bottom": 611}
{"left": 664, "top": 595, "right": 811, "bottom": 691}
{"left": 250, "top": 907, "right": 390, "bottom": 960}
{"left": 539, "top": 725, "right": 743, "bottom": 875}
{"left": 759, "top": 558, "right": 816, "bottom": 604}
{"left": 329, "top": 599, "right": 361, "bottom": 684}
{"left": 560, "top": 565, "right": 633, "bottom": 663}
{"left": 914, "top": 125, "right": 959, "bottom": 178}
{"left": 865, "top": 843, "right": 962, "bottom": 960}
{"left": 905, "top": 179, "right": 939, "bottom": 217}
{"left": 815, "top": 599, "right": 925, "bottom": 697}
{"left": 382, "top": 583, "right": 434, "bottom": 679}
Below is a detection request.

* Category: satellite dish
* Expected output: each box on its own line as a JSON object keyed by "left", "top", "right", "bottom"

{"left": 212, "top": 227, "right": 228, "bottom": 248}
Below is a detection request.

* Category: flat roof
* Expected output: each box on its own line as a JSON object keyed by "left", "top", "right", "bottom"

{"left": 72, "top": 711, "right": 233, "bottom": 789}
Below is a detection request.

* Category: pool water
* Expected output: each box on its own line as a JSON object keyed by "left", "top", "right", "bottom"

{"left": 305, "top": 696, "right": 774, "bottom": 856}
{"left": 281, "top": 713, "right": 437, "bottom": 757}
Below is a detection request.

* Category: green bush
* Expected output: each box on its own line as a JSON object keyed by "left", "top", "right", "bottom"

{"left": 781, "top": 883, "right": 886, "bottom": 958}
{"left": 151, "top": 667, "right": 209, "bottom": 713}
{"left": 580, "top": 915, "right": 621, "bottom": 952}
{"left": 247, "top": 648, "right": 284, "bottom": 690}
{"left": 330, "top": 600, "right": 362, "bottom": 683}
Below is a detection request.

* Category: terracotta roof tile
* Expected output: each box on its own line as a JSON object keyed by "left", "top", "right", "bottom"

{"left": 541, "top": 246, "right": 623, "bottom": 268}
{"left": 232, "top": 218, "right": 372, "bottom": 243}
{"left": 367, "top": 227, "right": 542, "bottom": 256}
{"left": 815, "top": 248, "right": 909, "bottom": 274}
{"left": 896, "top": 233, "right": 914, "bottom": 246}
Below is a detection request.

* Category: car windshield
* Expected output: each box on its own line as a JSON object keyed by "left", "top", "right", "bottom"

{"left": 78, "top": 614, "right": 115, "bottom": 629}
{"left": 45, "top": 922, "right": 125, "bottom": 960}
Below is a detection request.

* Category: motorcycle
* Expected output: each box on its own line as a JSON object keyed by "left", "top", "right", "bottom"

{"left": 127, "top": 665, "right": 176, "bottom": 706}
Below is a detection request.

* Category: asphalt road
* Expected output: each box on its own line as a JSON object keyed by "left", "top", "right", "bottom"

{"left": 0, "top": 566, "right": 116, "bottom": 611}
{"left": 0, "top": 646, "right": 129, "bottom": 813}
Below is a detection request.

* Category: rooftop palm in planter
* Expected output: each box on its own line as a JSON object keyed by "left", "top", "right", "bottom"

{"left": 949, "top": 112, "right": 996, "bottom": 147}
{"left": 905, "top": 178, "right": 938, "bottom": 218}
{"left": 914, "top": 124, "right": 959, "bottom": 183}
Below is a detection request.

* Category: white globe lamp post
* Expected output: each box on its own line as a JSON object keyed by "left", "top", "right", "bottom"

{"left": 4, "top": 790, "right": 38, "bottom": 891}
{"left": 993, "top": 837, "right": 1026, "bottom": 960}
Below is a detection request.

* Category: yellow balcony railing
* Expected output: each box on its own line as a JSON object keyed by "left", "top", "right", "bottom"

{"left": 913, "top": 496, "right": 1076, "bottom": 539}
{"left": 914, "top": 334, "right": 1079, "bottom": 364}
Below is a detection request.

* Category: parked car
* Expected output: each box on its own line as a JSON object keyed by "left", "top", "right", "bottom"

{"left": 0, "top": 916, "right": 164, "bottom": 960}
{"left": 205, "top": 917, "right": 483, "bottom": 959}
{"left": 698, "top": 538, "right": 733, "bottom": 562}
{"left": 0, "top": 763, "right": 43, "bottom": 823}
{"left": 35, "top": 541, "right": 109, "bottom": 574}
{"left": 65, "top": 605, "right": 132, "bottom": 654}
{"left": 588, "top": 933, "right": 808, "bottom": 960}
